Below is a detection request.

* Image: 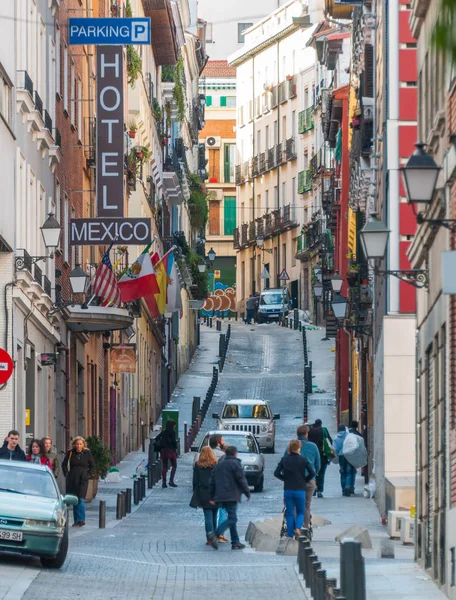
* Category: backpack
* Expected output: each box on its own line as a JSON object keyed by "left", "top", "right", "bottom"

{"left": 153, "top": 432, "right": 164, "bottom": 452}
{"left": 322, "top": 427, "right": 334, "bottom": 459}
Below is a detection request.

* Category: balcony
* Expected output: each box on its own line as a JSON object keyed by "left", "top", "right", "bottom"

{"left": 288, "top": 76, "right": 297, "bottom": 99}
{"left": 256, "top": 217, "right": 264, "bottom": 238}
{"left": 235, "top": 205, "right": 299, "bottom": 249}
{"left": 278, "top": 82, "right": 287, "bottom": 104}
{"left": 64, "top": 305, "right": 134, "bottom": 333}
{"left": 142, "top": 0, "right": 178, "bottom": 66}
{"left": 235, "top": 165, "right": 244, "bottom": 185}
{"left": 163, "top": 152, "right": 185, "bottom": 206}
{"left": 271, "top": 86, "right": 278, "bottom": 108}
{"left": 248, "top": 221, "right": 256, "bottom": 242}
{"left": 298, "top": 170, "right": 312, "bottom": 194}
{"left": 233, "top": 228, "right": 240, "bottom": 249}
{"left": 16, "top": 70, "right": 35, "bottom": 114}
{"left": 267, "top": 148, "right": 275, "bottom": 171}
{"left": 275, "top": 143, "right": 284, "bottom": 167}
{"left": 259, "top": 152, "right": 266, "bottom": 174}
{"left": 298, "top": 107, "right": 314, "bottom": 134}
{"left": 295, "top": 220, "right": 323, "bottom": 260}
{"left": 241, "top": 223, "right": 248, "bottom": 245}
{"left": 285, "top": 137, "right": 297, "bottom": 161}
{"left": 252, "top": 155, "right": 259, "bottom": 178}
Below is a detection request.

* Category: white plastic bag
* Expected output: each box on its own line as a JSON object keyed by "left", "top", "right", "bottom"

{"left": 342, "top": 433, "right": 367, "bottom": 469}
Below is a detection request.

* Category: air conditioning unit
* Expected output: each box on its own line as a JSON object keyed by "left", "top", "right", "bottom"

{"left": 207, "top": 189, "right": 223, "bottom": 201}
{"left": 206, "top": 136, "right": 221, "bottom": 149}
{"left": 400, "top": 517, "right": 415, "bottom": 545}
{"left": 387, "top": 510, "right": 409, "bottom": 539}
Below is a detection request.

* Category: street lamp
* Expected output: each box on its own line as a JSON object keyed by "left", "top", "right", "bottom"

{"left": 69, "top": 264, "right": 88, "bottom": 295}
{"left": 331, "top": 294, "right": 348, "bottom": 320}
{"left": 314, "top": 267, "right": 323, "bottom": 283}
{"left": 359, "top": 215, "right": 428, "bottom": 288}
{"left": 401, "top": 142, "right": 440, "bottom": 205}
{"left": 330, "top": 271, "right": 343, "bottom": 293}
{"left": 207, "top": 247, "right": 216, "bottom": 265}
{"left": 15, "top": 213, "right": 61, "bottom": 272}
{"left": 198, "top": 263, "right": 207, "bottom": 273}
{"left": 313, "top": 283, "right": 323, "bottom": 298}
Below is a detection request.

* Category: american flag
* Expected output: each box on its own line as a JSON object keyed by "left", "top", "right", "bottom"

{"left": 92, "top": 243, "right": 121, "bottom": 307}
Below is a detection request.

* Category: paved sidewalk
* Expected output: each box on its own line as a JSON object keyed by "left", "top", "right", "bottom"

{"left": 299, "top": 327, "right": 446, "bottom": 600}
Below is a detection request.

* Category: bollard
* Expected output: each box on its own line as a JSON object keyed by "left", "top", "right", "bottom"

{"left": 308, "top": 555, "right": 318, "bottom": 590}
{"left": 121, "top": 491, "right": 127, "bottom": 517}
{"left": 184, "top": 422, "right": 188, "bottom": 451}
{"left": 153, "top": 461, "right": 160, "bottom": 485}
{"left": 116, "top": 492, "right": 123, "bottom": 520}
{"left": 340, "top": 539, "right": 366, "bottom": 600}
{"left": 209, "top": 317, "right": 213, "bottom": 328}
{"left": 148, "top": 462, "right": 153, "bottom": 488}
{"left": 303, "top": 548, "right": 313, "bottom": 586}
{"left": 316, "top": 570, "right": 326, "bottom": 600}
{"left": 311, "top": 560, "right": 321, "bottom": 597}
{"left": 297, "top": 537, "right": 310, "bottom": 575}
{"left": 125, "top": 488, "right": 132, "bottom": 513}
{"left": 141, "top": 475, "right": 147, "bottom": 499}
{"left": 133, "top": 479, "right": 139, "bottom": 505}
{"left": 99, "top": 500, "right": 106, "bottom": 529}
{"left": 326, "top": 578, "right": 338, "bottom": 598}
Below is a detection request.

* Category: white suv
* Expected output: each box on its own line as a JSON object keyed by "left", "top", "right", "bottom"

{"left": 212, "top": 399, "right": 280, "bottom": 453}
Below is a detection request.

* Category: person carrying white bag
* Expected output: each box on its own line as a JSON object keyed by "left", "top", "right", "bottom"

{"left": 341, "top": 428, "right": 367, "bottom": 496}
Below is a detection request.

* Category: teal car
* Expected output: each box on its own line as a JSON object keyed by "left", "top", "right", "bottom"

{"left": 0, "top": 461, "right": 78, "bottom": 568}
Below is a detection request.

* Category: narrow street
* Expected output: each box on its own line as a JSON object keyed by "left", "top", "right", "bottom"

{"left": 1, "top": 323, "right": 445, "bottom": 599}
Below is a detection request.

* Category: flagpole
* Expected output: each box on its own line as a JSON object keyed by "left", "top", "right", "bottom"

{"left": 153, "top": 245, "right": 177, "bottom": 269}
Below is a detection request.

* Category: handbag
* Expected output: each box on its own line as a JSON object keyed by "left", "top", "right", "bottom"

{"left": 153, "top": 432, "right": 164, "bottom": 452}
{"left": 322, "top": 428, "right": 334, "bottom": 459}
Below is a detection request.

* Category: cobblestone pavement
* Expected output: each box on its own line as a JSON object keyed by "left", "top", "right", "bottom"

{"left": 13, "top": 323, "right": 312, "bottom": 599}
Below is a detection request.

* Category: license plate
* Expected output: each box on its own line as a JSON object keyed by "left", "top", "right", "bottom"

{"left": 0, "top": 530, "right": 23, "bottom": 541}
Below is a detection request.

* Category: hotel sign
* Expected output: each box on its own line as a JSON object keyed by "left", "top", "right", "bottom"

{"left": 70, "top": 218, "right": 152, "bottom": 245}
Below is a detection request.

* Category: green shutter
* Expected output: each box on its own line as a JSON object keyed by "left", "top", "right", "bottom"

{"left": 224, "top": 144, "right": 231, "bottom": 183}
{"left": 224, "top": 197, "right": 236, "bottom": 236}
{"left": 206, "top": 95, "right": 212, "bottom": 107}
{"left": 220, "top": 96, "right": 227, "bottom": 107}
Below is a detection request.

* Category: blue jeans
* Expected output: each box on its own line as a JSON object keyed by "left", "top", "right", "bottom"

{"left": 215, "top": 502, "right": 240, "bottom": 544}
{"left": 203, "top": 508, "right": 217, "bottom": 538}
{"left": 73, "top": 498, "right": 86, "bottom": 523}
{"left": 217, "top": 507, "right": 228, "bottom": 528}
{"left": 339, "top": 456, "right": 357, "bottom": 493}
{"left": 245, "top": 309, "right": 254, "bottom": 324}
{"left": 284, "top": 490, "right": 306, "bottom": 538}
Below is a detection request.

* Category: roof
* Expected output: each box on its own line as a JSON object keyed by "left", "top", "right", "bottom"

{"left": 0, "top": 461, "right": 48, "bottom": 471}
{"left": 204, "top": 430, "right": 257, "bottom": 436}
{"left": 327, "top": 32, "right": 350, "bottom": 41}
{"left": 202, "top": 60, "right": 236, "bottom": 78}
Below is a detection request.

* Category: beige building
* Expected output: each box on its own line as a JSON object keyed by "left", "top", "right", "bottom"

{"left": 229, "top": 0, "right": 318, "bottom": 310}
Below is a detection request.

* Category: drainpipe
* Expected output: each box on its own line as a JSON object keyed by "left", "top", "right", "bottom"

{"left": 276, "top": 40, "right": 281, "bottom": 288}
{"left": 57, "top": 337, "right": 71, "bottom": 451}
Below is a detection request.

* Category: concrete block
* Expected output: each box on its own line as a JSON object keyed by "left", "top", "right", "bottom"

{"left": 380, "top": 538, "right": 395, "bottom": 559}
{"left": 335, "top": 524, "right": 372, "bottom": 549}
{"left": 283, "top": 537, "right": 299, "bottom": 556}
{"left": 245, "top": 521, "right": 256, "bottom": 544}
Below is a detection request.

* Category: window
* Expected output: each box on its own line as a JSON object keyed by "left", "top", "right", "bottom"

{"left": 265, "top": 125, "right": 269, "bottom": 150}
{"left": 224, "top": 197, "right": 236, "bottom": 236}
{"left": 220, "top": 96, "right": 236, "bottom": 108}
{"left": 257, "top": 130, "right": 261, "bottom": 154}
{"left": 292, "top": 110, "right": 296, "bottom": 137}
{"left": 0, "top": 67, "right": 13, "bottom": 128}
{"left": 282, "top": 182, "right": 286, "bottom": 206}
{"left": 238, "top": 23, "right": 253, "bottom": 44}
{"left": 282, "top": 243, "right": 286, "bottom": 269}
{"left": 205, "top": 95, "right": 212, "bottom": 107}
{"left": 274, "top": 186, "right": 278, "bottom": 209}
{"left": 209, "top": 201, "right": 220, "bottom": 235}
{"left": 265, "top": 190, "right": 269, "bottom": 212}
{"left": 223, "top": 144, "right": 235, "bottom": 183}
{"left": 206, "top": 23, "right": 213, "bottom": 43}
{"left": 77, "top": 78, "right": 82, "bottom": 139}
{"left": 63, "top": 45, "right": 68, "bottom": 113}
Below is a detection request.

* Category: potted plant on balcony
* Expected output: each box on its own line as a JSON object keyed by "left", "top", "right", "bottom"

{"left": 126, "top": 45, "right": 142, "bottom": 87}
{"left": 85, "top": 436, "right": 112, "bottom": 502}
{"left": 128, "top": 122, "right": 137, "bottom": 139}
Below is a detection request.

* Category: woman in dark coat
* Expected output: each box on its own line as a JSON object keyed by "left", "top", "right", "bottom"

{"left": 62, "top": 436, "right": 95, "bottom": 527}
{"left": 190, "top": 446, "right": 218, "bottom": 544}
{"left": 160, "top": 420, "right": 178, "bottom": 488}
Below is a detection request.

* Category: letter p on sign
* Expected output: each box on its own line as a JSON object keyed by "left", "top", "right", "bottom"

{"left": 132, "top": 21, "right": 148, "bottom": 42}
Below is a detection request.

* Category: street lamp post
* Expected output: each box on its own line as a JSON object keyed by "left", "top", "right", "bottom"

{"left": 359, "top": 215, "right": 429, "bottom": 288}
{"left": 15, "top": 213, "right": 62, "bottom": 271}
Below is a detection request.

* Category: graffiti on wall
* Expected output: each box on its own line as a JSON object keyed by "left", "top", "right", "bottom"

{"left": 201, "top": 283, "right": 236, "bottom": 316}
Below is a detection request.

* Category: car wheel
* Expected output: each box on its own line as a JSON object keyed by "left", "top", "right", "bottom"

{"left": 253, "top": 475, "right": 264, "bottom": 493}
{"left": 40, "top": 525, "right": 69, "bottom": 569}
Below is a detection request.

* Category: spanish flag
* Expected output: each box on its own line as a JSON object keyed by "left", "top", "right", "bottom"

{"left": 152, "top": 252, "right": 168, "bottom": 315}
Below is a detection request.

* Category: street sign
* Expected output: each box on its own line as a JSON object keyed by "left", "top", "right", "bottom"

{"left": 69, "top": 18, "right": 151, "bottom": 45}
{"left": 0, "top": 348, "right": 13, "bottom": 385}
{"left": 70, "top": 217, "right": 152, "bottom": 245}
{"left": 278, "top": 269, "right": 290, "bottom": 281}
{"left": 260, "top": 266, "right": 270, "bottom": 279}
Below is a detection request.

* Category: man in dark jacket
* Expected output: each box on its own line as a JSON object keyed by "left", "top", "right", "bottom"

{"left": 349, "top": 421, "right": 363, "bottom": 437}
{"left": 208, "top": 446, "right": 251, "bottom": 550}
{"left": 308, "top": 419, "right": 333, "bottom": 498}
{"left": 0, "top": 431, "right": 26, "bottom": 461}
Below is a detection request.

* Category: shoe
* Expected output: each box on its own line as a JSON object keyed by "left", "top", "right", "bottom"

{"left": 317, "top": 492, "right": 323, "bottom": 498}
{"left": 72, "top": 522, "right": 80, "bottom": 527}
{"left": 343, "top": 487, "right": 351, "bottom": 496}
{"left": 231, "top": 543, "right": 246, "bottom": 550}
{"left": 208, "top": 532, "right": 218, "bottom": 550}
{"left": 218, "top": 535, "right": 229, "bottom": 543}
{"left": 169, "top": 482, "right": 178, "bottom": 488}
{"left": 162, "top": 481, "right": 167, "bottom": 488}
{"left": 294, "top": 528, "right": 301, "bottom": 539}
{"left": 78, "top": 521, "right": 85, "bottom": 527}
{"left": 206, "top": 540, "right": 212, "bottom": 545}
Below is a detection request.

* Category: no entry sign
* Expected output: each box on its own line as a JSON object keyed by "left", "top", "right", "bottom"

{"left": 0, "top": 348, "right": 13, "bottom": 385}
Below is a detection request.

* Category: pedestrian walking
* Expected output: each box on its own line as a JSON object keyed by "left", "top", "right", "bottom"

{"left": 295, "top": 425, "right": 320, "bottom": 527}
{"left": 333, "top": 424, "right": 357, "bottom": 496}
{"left": 245, "top": 294, "right": 255, "bottom": 324}
{"left": 159, "top": 420, "right": 178, "bottom": 488}
{"left": 0, "top": 430, "right": 26, "bottom": 461}
{"left": 274, "top": 439, "right": 315, "bottom": 538}
{"left": 207, "top": 446, "right": 251, "bottom": 550}
{"left": 190, "top": 447, "right": 222, "bottom": 545}
{"left": 308, "top": 419, "right": 333, "bottom": 497}
{"left": 349, "top": 420, "right": 363, "bottom": 437}
{"left": 26, "top": 439, "right": 52, "bottom": 468}
{"left": 41, "top": 437, "right": 60, "bottom": 477}
{"left": 208, "top": 434, "right": 229, "bottom": 541}
{"left": 61, "top": 436, "right": 95, "bottom": 527}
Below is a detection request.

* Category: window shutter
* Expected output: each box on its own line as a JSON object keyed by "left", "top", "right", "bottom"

{"left": 364, "top": 45, "right": 374, "bottom": 98}
{"left": 206, "top": 95, "right": 212, "bottom": 107}
{"left": 223, "top": 197, "right": 236, "bottom": 236}
{"left": 220, "top": 96, "right": 227, "bottom": 107}
{"left": 209, "top": 201, "right": 220, "bottom": 235}
{"left": 224, "top": 144, "right": 231, "bottom": 183}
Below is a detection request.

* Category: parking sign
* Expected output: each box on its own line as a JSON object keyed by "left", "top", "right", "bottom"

{"left": 69, "top": 18, "right": 151, "bottom": 45}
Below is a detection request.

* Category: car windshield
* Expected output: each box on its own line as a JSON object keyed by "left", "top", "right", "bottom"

{"left": 222, "top": 404, "right": 270, "bottom": 419}
{"left": 201, "top": 434, "right": 258, "bottom": 454}
{"left": 260, "top": 294, "right": 283, "bottom": 305}
{"left": 0, "top": 464, "right": 58, "bottom": 499}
